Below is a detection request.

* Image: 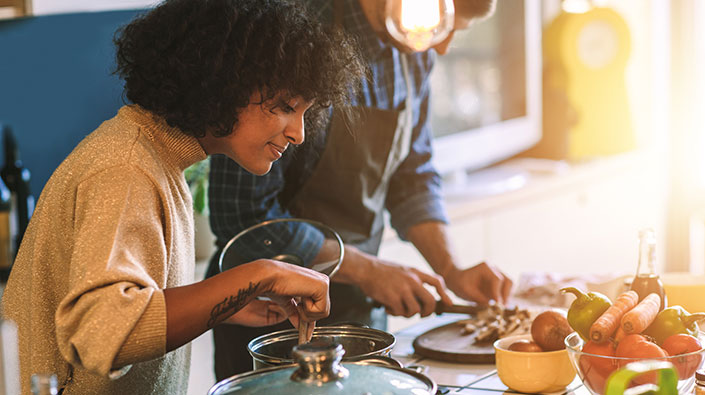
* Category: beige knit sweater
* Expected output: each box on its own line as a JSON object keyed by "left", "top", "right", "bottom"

{"left": 2, "top": 105, "right": 207, "bottom": 394}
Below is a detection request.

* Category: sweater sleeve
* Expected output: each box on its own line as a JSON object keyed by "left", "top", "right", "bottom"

{"left": 55, "top": 165, "right": 169, "bottom": 378}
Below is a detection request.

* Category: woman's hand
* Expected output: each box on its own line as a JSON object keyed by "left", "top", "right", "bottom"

{"left": 222, "top": 298, "right": 295, "bottom": 327}
{"left": 164, "top": 259, "right": 329, "bottom": 352}
{"left": 222, "top": 294, "right": 317, "bottom": 342}
{"left": 260, "top": 260, "right": 331, "bottom": 322}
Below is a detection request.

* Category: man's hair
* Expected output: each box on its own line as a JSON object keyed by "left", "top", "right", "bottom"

{"left": 455, "top": 0, "right": 496, "bottom": 21}
{"left": 114, "top": 0, "right": 366, "bottom": 137}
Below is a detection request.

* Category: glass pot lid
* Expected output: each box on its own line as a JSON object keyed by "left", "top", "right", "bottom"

{"left": 208, "top": 340, "right": 436, "bottom": 395}
{"left": 219, "top": 218, "right": 344, "bottom": 277}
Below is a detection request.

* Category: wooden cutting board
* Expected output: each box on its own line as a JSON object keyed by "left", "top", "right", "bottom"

{"left": 412, "top": 320, "right": 497, "bottom": 364}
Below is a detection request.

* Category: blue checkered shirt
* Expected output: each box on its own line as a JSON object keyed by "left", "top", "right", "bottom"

{"left": 208, "top": 0, "right": 449, "bottom": 259}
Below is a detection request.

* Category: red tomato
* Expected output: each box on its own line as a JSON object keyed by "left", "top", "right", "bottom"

{"left": 661, "top": 334, "right": 703, "bottom": 379}
{"left": 579, "top": 340, "right": 618, "bottom": 394}
{"left": 615, "top": 334, "right": 668, "bottom": 385}
{"left": 615, "top": 334, "right": 649, "bottom": 355}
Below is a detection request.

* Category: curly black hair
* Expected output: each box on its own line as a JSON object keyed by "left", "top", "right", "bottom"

{"left": 114, "top": 0, "right": 366, "bottom": 138}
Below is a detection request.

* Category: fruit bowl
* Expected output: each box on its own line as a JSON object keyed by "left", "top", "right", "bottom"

{"left": 564, "top": 332, "right": 705, "bottom": 394}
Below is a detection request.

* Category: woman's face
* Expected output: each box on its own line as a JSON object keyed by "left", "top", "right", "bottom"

{"left": 199, "top": 93, "right": 313, "bottom": 175}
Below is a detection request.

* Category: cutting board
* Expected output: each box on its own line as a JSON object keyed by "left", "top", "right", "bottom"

{"left": 412, "top": 320, "right": 497, "bottom": 364}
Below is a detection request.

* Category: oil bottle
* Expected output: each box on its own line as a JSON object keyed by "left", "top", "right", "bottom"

{"left": 1, "top": 125, "right": 34, "bottom": 256}
{"left": 629, "top": 228, "right": 667, "bottom": 311}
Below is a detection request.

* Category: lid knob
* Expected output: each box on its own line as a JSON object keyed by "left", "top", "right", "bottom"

{"left": 290, "top": 339, "right": 349, "bottom": 384}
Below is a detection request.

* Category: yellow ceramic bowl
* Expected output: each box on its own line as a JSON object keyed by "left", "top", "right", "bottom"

{"left": 661, "top": 272, "right": 705, "bottom": 313}
{"left": 494, "top": 334, "right": 577, "bottom": 393}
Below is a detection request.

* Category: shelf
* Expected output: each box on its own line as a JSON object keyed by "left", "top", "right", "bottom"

{"left": 0, "top": 0, "right": 29, "bottom": 19}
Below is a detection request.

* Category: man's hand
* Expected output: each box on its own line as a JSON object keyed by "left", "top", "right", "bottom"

{"left": 444, "top": 261, "right": 512, "bottom": 306}
{"left": 405, "top": 222, "right": 513, "bottom": 306}
{"left": 360, "top": 259, "right": 453, "bottom": 317}
{"left": 333, "top": 246, "right": 453, "bottom": 318}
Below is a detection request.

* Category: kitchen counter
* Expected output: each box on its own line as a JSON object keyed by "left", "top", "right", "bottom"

{"left": 391, "top": 314, "right": 590, "bottom": 395}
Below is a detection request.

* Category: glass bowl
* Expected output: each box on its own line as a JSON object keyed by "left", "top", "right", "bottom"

{"left": 564, "top": 331, "right": 705, "bottom": 394}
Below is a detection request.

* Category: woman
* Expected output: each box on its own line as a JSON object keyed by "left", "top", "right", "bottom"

{"left": 1, "top": 0, "right": 365, "bottom": 393}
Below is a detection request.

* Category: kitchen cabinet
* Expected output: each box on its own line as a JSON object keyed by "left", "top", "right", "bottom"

{"left": 379, "top": 151, "right": 667, "bottom": 288}
{"left": 31, "top": 0, "right": 154, "bottom": 16}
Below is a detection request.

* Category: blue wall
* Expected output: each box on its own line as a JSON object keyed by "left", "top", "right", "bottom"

{"left": 0, "top": 9, "right": 144, "bottom": 197}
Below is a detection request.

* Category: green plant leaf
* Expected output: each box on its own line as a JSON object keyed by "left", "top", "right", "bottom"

{"left": 184, "top": 159, "right": 210, "bottom": 214}
{"left": 193, "top": 180, "right": 207, "bottom": 215}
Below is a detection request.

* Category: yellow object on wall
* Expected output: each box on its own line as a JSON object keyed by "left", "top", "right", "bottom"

{"left": 544, "top": 7, "right": 634, "bottom": 160}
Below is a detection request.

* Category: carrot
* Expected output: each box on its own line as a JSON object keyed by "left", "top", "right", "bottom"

{"left": 621, "top": 293, "right": 661, "bottom": 335}
{"left": 613, "top": 326, "right": 627, "bottom": 344}
{"left": 590, "top": 290, "right": 639, "bottom": 344}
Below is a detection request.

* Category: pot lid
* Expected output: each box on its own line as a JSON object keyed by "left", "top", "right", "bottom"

{"left": 218, "top": 218, "right": 344, "bottom": 277}
{"left": 208, "top": 341, "right": 435, "bottom": 395}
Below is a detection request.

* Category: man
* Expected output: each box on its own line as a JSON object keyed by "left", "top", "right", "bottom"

{"left": 206, "top": 0, "right": 512, "bottom": 379}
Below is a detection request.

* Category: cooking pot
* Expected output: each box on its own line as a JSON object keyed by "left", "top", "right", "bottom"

{"left": 248, "top": 325, "right": 395, "bottom": 370}
{"left": 209, "top": 340, "right": 436, "bottom": 395}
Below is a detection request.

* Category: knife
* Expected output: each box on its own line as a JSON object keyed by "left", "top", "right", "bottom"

{"left": 434, "top": 301, "right": 482, "bottom": 315}
{"left": 371, "top": 299, "right": 485, "bottom": 315}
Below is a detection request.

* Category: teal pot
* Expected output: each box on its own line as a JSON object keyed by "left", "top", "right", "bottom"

{"left": 209, "top": 341, "right": 436, "bottom": 395}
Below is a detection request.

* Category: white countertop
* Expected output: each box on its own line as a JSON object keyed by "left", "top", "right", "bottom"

{"left": 392, "top": 314, "right": 590, "bottom": 395}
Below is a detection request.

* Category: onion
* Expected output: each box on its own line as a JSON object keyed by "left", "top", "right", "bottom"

{"left": 531, "top": 310, "right": 573, "bottom": 351}
{"left": 508, "top": 339, "right": 544, "bottom": 352}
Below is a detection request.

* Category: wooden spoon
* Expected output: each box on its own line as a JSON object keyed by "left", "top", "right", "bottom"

{"left": 295, "top": 299, "right": 313, "bottom": 344}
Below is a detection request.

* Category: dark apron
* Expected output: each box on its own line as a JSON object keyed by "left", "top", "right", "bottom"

{"left": 284, "top": 0, "right": 416, "bottom": 331}
{"left": 286, "top": 59, "right": 415, "bottom": 330}
{"left": 210, "top": 1, "right": 416, "bottom": 378}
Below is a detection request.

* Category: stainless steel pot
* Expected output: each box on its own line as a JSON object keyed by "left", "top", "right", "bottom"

{"left": 209, "top": 341, "right": 436, "bottom": 395}
{"left": 247, "top": 325, "right": 395, "bottom": 370}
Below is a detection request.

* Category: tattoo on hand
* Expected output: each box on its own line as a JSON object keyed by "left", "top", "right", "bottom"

{"left": 207, "top": 282, "right": 261, "bottom": 328}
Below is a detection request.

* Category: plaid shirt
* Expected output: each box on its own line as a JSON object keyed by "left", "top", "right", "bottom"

{"left": 208, "top": 0, "right": 448, "bottom": 257}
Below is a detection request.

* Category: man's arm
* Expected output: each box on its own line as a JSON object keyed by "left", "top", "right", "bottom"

{"left": 384, "top": 54, "right": 512, "bottom": 305}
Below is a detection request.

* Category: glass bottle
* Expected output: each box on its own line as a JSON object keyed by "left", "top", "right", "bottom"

{"left": 695, "top": 370, "right": 705, "bottom": 395}
{"left": 30, "top": 373, "right": 58, "bottom": 395}
{"left": 0, "top": 319, "right": 21, "bottom": 395}
{"left": 0, "top": 176, "right": 14, "bottom": 283}
{"left": 629, "top": 228, "right": 667, "bottom": 311}
{"left": 1, "top": 125, "right": 34, "bottom": 256}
